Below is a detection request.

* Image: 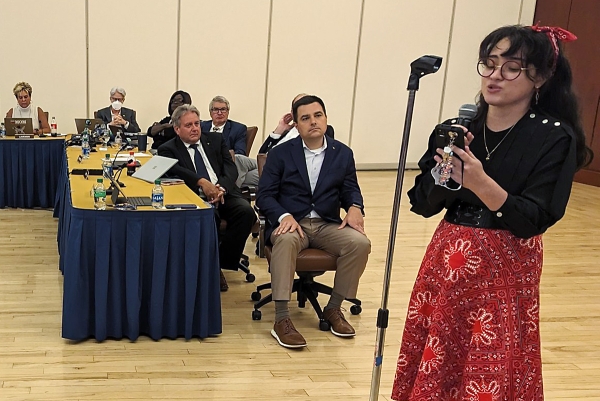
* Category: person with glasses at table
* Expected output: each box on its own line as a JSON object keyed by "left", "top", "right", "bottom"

{"left": 200, "top": 96, "right": 258, "bottom": 187}
{"left": 158, "top": 104, "right": 256, "bottom": 292}
{"left": 5, "top": 81, "right": 51, "bottom": 135}
{"left": 391, "top": 24, "right": 593, "bottom": 401}
{"left": 95, "top": 87, "right": 140, "bottom": 135}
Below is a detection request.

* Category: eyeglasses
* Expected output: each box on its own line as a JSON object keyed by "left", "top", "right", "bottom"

{"left": 477, "top": 59, "right": 529, "bottom": 81}
{"left": 110, "top": 97, "right": 124, "bottom": 102}
{"left": 211, "top": 107, "right": 229, "bottom": 114}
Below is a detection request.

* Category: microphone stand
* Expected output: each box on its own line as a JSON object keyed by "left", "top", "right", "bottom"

{"left": 106, "top": 142, "right": 129, "bottom": 194}
{"left": 368, "top": 55, "right": 443, "bottom": 401}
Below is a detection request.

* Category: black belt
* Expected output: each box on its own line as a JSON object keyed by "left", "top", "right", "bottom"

{"left": 444, "top": 200, "right": 499, "bottom": 229}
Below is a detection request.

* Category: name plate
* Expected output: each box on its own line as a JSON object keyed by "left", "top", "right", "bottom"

{"left": 16, "top": 134, "right": 35, "bottom": 139}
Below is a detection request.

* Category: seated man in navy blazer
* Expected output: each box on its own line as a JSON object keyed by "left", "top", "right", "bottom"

{"left": 200, "top": 96, "right": 258, "bottom": 187}
{"left": 256, "top": 95, "right": 371, "bottom": 349}
{"left": 158, "top": 104, "right": 256, "bottom": 291}
{"left": 95, "top": 87, "right": 140, "bottom": 135}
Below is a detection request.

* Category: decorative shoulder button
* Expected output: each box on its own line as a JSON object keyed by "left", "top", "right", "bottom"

{"left": 542, "top": 119, "right": 548, "bottom": 124}
{"left": 496, "top": 212, "right": 503, "bottom": 217}
{"left": 529, "top": 113, "right": 536, "bottom": 118}
{"left": 554, "top": 121, "right": 561, "bottom": 126}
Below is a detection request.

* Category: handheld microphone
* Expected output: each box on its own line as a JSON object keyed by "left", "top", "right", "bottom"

{"left": 456, "top": 104, "right": 477, "bottom": 130}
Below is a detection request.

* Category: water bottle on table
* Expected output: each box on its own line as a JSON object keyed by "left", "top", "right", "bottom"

{"left": 0, "top": 122, "right": 5, "bottom": 138}
{"left": 82, "top": 129, "right": 91, "bottom": 159}
{"left": 102, "top": 154, "right": 113, "bottom": 179}
{"left": 93, "top": 178, "right": 106, "bottom": 210}
{"left": 50, "top": 117, "right": 58, "bottom": 136}
{"left": 152, "top": 179, "right": 164, "bottom": 209}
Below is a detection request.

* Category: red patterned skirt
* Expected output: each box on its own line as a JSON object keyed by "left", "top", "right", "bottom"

{"left": 392, "top": 220, "right": 544, "bottom": 401}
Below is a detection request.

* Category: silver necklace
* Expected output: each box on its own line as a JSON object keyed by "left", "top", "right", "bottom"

{"left": 483, "top": 122, "right": 517, "bottom": 161}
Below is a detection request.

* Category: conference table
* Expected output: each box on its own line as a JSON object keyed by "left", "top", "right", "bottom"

{"left": 0, "top": 136, "right": 66, "bottom": 209}
{"left": 56, "top": 146, "right": 222, "bottom": 341}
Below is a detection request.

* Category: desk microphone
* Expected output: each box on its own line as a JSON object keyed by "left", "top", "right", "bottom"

{"left": 109, "top": 139, "right": 132, "bottom": 189}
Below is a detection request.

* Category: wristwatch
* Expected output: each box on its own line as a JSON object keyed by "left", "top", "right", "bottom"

{"left": 351, "top": 204, "right": 365, "bottom": 216}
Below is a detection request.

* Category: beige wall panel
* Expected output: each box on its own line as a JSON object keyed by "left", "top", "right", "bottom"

{"left": 351, "top": 0, "right": 454, "bottom": 167}
{"left": 520, "top": 0, "right": 537, "bottom": 25}
{"left": 88, "top": 0, "right": 179, "bottom": 133}
{"left": 0, "top": 0, "right": 86, "bottom": 134}
{"left": 440, "top": 0, "right": 525, "bottom": 125}
{"left": 264, "top": 0, "right": 363, "bottom": 146}
{"left": 178, "top": 0, "right": 270, "bottom": 156}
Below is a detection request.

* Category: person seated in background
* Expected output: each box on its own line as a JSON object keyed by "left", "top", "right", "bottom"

{"left": 256, "top": 95, "right": 370, "bottom": 349}
{"left": 158, "top": 104, "right": 256, "bottom": 292}
{"left": 147, "top": 90, "right": 192, "bottom": 151}
{"left": 5, "top": 81, "right": 50, "bottom": 135}
{"left": 200, "top": 96, "right": 258, "bottom": 187}
{"left": 258, "top": 93, "right": 335, "bottom": 154}
{"left": 95, "top": 87, "right": 140, "bottom": 135}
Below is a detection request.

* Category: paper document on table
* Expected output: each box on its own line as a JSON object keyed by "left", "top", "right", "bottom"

{"left": 160, "top": 178, "right": 185, "bottom": 186}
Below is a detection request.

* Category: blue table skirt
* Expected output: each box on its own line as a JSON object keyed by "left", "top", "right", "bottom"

{"left": 0, "top": 138, "right": 65, "bottom": 208}
{"left": 57, "top": 169, "right": 222, "bottom": 341}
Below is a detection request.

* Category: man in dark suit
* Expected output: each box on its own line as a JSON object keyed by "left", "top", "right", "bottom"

{"left": 95, "top": 87, "right": 140, "bottom": 135}
{"left": 200, "top": 96, "right": 258, "bottom": 187}
{"left": 256, "top": 95, "right": 371, "bottom": 349}
{"left": 158, "top": 104, "right": 256, "bottom": 291}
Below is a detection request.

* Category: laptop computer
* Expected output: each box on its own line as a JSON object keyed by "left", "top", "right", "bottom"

{"left": 105, "top": 170, "right": 152, "bottom": 207}
{"left": 75, "top": 118, "right": 104, "bottom": 134}
{"left": 4, "top": 118, "right": 34, "bottom": 136}
{"left": 132, "top": 155, "right": 178, "bottom": 183}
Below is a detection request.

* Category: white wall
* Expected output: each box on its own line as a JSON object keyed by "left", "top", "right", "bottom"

{"left": 0, "top": 0, "right": 87, "bottom": 133}
{"left": 0, "top": 0, "right": 536, "bottom": 166}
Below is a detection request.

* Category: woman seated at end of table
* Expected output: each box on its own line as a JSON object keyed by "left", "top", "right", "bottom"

{"left": 5, "top": 81, "right": 51, "bottom": 135}
{"left": 147, "top": 90, "right": 192, "bottom": 151}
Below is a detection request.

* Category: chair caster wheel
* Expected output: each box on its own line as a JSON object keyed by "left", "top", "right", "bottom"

{"left": 350, "top": 305, "right": 362, "bottom": 315}
{"left": 251, "top": 291, "right": 261, "bottom": 301}
{"left": 246, "top": 273, "right": 256, "bottom": 283}
{"left": 252, "top": 232, "right": 259, "bottom": 238}
{"left": 319, "top": 319, "right": 331, "bottom": 331}
{"left": 252, "top": 310, "right": 262, "bottom": 320}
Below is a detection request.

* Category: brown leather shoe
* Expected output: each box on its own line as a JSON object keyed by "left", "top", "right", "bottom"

{"left": 220, "top": 270, "right": 229, "bottom": 292}
{"left": 271, "top": 317, "right": 307, "bottom": 349}
{"left": 323, "top": 307, "right": 355, "bottom": 337}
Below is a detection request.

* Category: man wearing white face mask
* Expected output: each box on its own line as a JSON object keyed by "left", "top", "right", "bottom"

{"left": 95, "top": 87, "right": 140, "bottom": 134}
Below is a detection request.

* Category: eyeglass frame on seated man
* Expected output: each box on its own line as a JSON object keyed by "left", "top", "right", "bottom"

{"left": 210, "top": 107, "right": 229, "bottom": 114}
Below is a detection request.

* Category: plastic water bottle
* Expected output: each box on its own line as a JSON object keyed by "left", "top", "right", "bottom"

{"left": 114, "top": 131, "right": 122, "bottom": 147}
{"left": 93, "top": 178, "right": 106, "bottom": 210}
{"left": 151, "top": 179, "right": 164, "bottom": 209}
{"left": 0, "top": 122, "right": 5, "bottom": 138}
{"left": 102, "top": 153, "right": 113, "bottom": 178}
{"left": 50, "top": 117, "right": 57, "bottom": 135}
{"left": 82, "top": 129, "right": 91, "bottom": 159}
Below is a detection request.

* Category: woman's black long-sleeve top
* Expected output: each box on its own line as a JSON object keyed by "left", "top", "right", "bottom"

{"left": 408, "top": 111, "right": 578, "bottom": 239}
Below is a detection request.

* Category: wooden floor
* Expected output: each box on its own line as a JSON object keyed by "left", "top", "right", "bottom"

{"left": 1, "top": 170, "right": 599, "bottom": 400}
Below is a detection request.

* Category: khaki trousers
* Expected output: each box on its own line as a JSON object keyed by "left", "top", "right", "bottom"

{"left": 269, "top": 218, "right": 371, "bottom": 301}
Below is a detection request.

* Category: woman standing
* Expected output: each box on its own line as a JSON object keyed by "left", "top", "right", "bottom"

{"left": 392, "top": 25, "right": 593, "bottom": 400}
{"left": 5, "top": 82, "right": 50, "bottom": 134}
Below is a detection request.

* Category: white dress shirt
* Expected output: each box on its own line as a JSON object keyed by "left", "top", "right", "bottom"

{"left": 278, "top": 136, "right": 327, "bottom": 222}
{"left": 210, "top": 123, "right": 224, "bottom": 133}
{"left": 271, "top": 126, "right": 299, "bottom": 149}
{"left": 184, "top": 140, "right": 218, "bottom": 188}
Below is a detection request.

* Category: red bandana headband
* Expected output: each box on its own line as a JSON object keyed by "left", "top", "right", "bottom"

{"left": 530, "top": 24, "right": 577, "bottom": 70}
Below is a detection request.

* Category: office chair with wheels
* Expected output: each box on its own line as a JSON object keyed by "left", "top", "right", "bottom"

{"left": 219, "top": 126, "right": 260, "bottom": 284}
{"left": 250, "top": 152, "right": 361, "bottom": 330}
{"left": 251, "top": 242, "right": 362, "bottom": 330}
